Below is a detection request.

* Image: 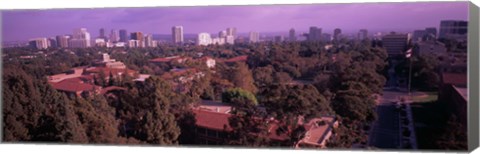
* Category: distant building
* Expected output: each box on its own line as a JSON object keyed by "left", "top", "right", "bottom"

{"left": 321, "top": 33, "right": 332, "bottom": 42}
{"left": 414, "top": 40, "right": 447, "bottom": 56}
{"left": 48, "top": 38, "right": 57, "bottom": 48}
{"left": 439, "top": 20, "right": 468, "bottom": 41}
{"left": 218, "top": 30, "right": 227, "bottom": 38}
{"left": 130, "top": 32, "right": 144, "bottom": 47}
{"left": 211, "top": 37, "right": 225, "bottom": 45}
{"left": 274, "top": 35, "right": 284, "bottom": 42}
{"left": 382, "top": 32, "right": 409, "bottom": 57}
{"left": 412, "top": 30, "right": 426, "bottom": 43}
{"left": 99, "top": 28, "right": 107, "bottom": 41}
{"left": 289, "top": 28, "right": 296, "bottom": 42}
{"left": 119, "top": 29, "right": 128, "bottom": 43}
{"left": 69, "top": 28, "right": 91, "bottom": 48}
{"left": 95, "top": 38, "right": 106, "bottom": 47}
{"left": 249, "top": 31, "right": 260, "bottom": 43}
{"left": 225, "top": 35, "right": 235, "bottom": 44}
{"left": 308, "top": 26, "right": 322, "bottom": 41}
{"left": 333, "top": 28, "right": 342, "bottom": 40}
{"left": 172, "top": 26, "right": 184, "bottom": 44}
{"left": 29, "top": 38, "right": 49, "bottom": 49}
{"left": 197, "top": 33, "right": 212, "bottom": 46}
{"left": 357, "top": 29, "right": 368, "bottom": 40}
{"left": 110, "top": 29, "right": 120, "bottom": 42}
{"left": 226, "top": 27, "right": 237, "bottom": 38}
{"left": 425, "top": 27, "right": 437, "bottom": 40}
{"left": 144, "top": 34, "right": 154, "bottom": 47}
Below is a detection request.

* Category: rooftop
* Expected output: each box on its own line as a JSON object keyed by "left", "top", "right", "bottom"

{"left": 441, "top": 72, "right": 467, "bottom": 87}
{"left": 49, "top": 80, "right": 100, "bottom": 93}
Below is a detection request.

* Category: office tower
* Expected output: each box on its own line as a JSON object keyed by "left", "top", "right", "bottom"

{"left": 56, "top": 35, "right": 69, "bottom": 48}
{"left": 334, "top": 28, "right": 342, "bottom": 40}
{"left": 119, "top": 29, "right": 128, "bottom": 43}
{"left": 274, "top": 35, "right": 284, "bottom": 43}
{"left": 69, "top": 28, "right": 91, "bottom": 48}
{"left": 29, "top": 38, "right": 49, "bottom": 49}
{"left": 211, "top": 37, "right": 225, "bottom": 45}
{"left": 308, "top": 26, "right": 322, "bottom": 41}
{"left": 130, "top": 32, "right": 144, "bottom": 47}
{"left": 358, "top": 29, "right": 368, "bottom": 40}
{"left": 439, "top": 20, "right": 468, "bottom": 40}
{"left": 424, "top": 27, "right": 437, "bottom": 41}
{"left": 225, "top": 35, "right": 235, "bottom": 44}
{"left": 109, "top": 29, "right": 120, "bottom": 43}
{"left": 145, "top": 34, "right": 154, "bottom": 47}
{"left": 249, "top": 31, "right": 260, "bottom": 43}
{"left": 197, "top": 33, "right": 212, "bottom": 46}
{"left": 99, "top": 28, "right": 106, "bottom": 40}
{"left": 289, "top": 28, "right": 296, "bottom": 42}
{"left": 219, "top": 30, "right": 227, "bottom": 38}
{"left": 226, "top": 27, "right": 237, "bottom": 38}
{"left": 48, "top": 38, "right": 57, "bottom": 48}
{"left": 172, "top": 26, "right": 184, "bottom": 44}
{"left": 382, "top": 32, "right": 409, "bottom": 56}
{"left": 412, "top": 30, "right": 426, "bottom": 42}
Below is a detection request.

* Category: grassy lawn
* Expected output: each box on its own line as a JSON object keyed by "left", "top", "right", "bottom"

{"left": 410, "top": 100, "right": 449, "bottom": 149}
{"left": 412, "top": 92, "right": 438, "bottom": 103}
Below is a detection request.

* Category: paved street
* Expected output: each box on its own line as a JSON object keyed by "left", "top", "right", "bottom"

{"left": 368, "top": 90, "right": 402, "bottom": 149}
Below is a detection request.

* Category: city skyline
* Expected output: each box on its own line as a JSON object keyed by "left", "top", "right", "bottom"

{"left": 2, "top": 2, "right": 469, "bottom": 42}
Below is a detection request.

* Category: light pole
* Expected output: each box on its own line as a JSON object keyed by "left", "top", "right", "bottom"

{"left": 406, "top": 48, "right": 413, "bottom": 96}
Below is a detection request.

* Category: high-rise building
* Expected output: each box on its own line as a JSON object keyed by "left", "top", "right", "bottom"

{"left": 172, "top": 26, "right": 184, "bottom": 44}
{"left": 119, "top": 29, "right": 128, "bottom": 43}
{"left": 424, "top": 27, "right": 437, "bottom": 40}
{"left": 145, "top": 34, "right": 154, "bottom": 47}
{"left": 382, "top": 32, "right": 409, "bottom": 56}
{"left": 308, "top": 26, "right": 322, "bottom": 41}
{"left": 48, "top": 38, "right": 57, "bottom": 48}
{"left": 412, "top": 30, "right": 426, "bottom": 43}
{"left": 130, "top": 32, "right": 144, "bottom": 47}
{"left": 197, "top": 33, "right": 212, "bottom": 46}
{"left": 29, "top": 38, "right": 49, "bottom": 49}
{"left": 249, "top": 31, "right": 260, "bottom": 43}
{"left": 109, "top": 29, "right": 120, "bottom": 43}
{"left": 211, "top": 37, "right": 225, "bottom": 45}
{"left": 56, "top": 35, "right": 70, "bottom": 48}
{"left": 99, "top": 28, "right": 106, "bottom": 40}
{"left": 289, "top": 28, "right": 296, "bottom": 42}
{"left": 225, "top": 35, "right": 235, "bottom": 44}
{"left": 226, "top": 27, "right": 237, "bottom": 38}
{"left": 321, "top": 33, "right": 332, "bottom": 42}
{"left": 218, "top": 30, "right": 227, "bottom": 38}
{"left": 358, "top": 29, "right": 368, "bottom": 40}
{"left": 439, "top": 20, "right": 468, "bottom": 40}
{"left": 69, "top": 28, "right": 91, "bottom": 48}
{"left": 334, "top": 28, "right": 342, "bottom": 40}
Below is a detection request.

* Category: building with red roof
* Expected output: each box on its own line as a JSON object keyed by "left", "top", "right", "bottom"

{"left": 223, "top": 55, "right": 248, "bottom": 63}
{"left": 49, "top": 79, "right": 101, "bottom": 97}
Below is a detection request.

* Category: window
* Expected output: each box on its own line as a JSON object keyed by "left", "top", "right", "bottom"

{"left": 207, "top": 129, "right": 216, "bottom": 137}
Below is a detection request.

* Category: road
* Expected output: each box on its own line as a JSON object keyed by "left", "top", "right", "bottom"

{"left": 367, "top": 90, "right": 403, "bottom": 149}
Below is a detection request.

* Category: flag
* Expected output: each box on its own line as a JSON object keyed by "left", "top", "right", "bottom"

{"left": 405, "top": 48, "right": 412, "bottom": 58}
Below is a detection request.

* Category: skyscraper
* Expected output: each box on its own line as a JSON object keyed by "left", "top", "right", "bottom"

{"left": 334, "top": 28, "right": 342, "bottom": 40}
{"left": 289, "top": 28, "right": 296, "bottom": 42}
{"left": 439, "top": 20, "right": 468, "bottom": 40}
{"left": 274, "top": 35, "right": 284, "bottom": 43}
{"left": 249, "top": 31, "right": 260, "bottom": 43}
{"left": 110, "top": 29, "right": 120, "bottom": 43}
{"left": 226, "top": 27, "right": 237, "bottom": 38}
{"left": 145, "top": 34, "right": 154, "bottom": 47}
{"left": 56, "top": 35, "right": 70, "bottom": 48}
{"left": 172, "top": 26, "right": 184, "bottom": 44}
{"left": 130, "top": 32, "right": 144, "bottom": 47}
{"left": 358, "top": 29, "right": 368, "bottom": 40}
{"left": 197, "top": 33, "right": 212, "bottom": 46}
{"left": 424, "top": 27, "right": 437, "bottom": 40}
{"left": 308, "top": 26, "right": 322, "bottom": 41}
{"left": 99, "top": 28, "right": 106, "bottom": 40}
{"left": 119, "top": 29, "right": 128, "bottom": 43}
{"left": 225, "top": 35, "right": 235, "bottom": 44}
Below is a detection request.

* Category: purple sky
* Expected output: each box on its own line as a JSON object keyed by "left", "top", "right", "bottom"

{"left": 1, "top": 2, "right": 469, "bottom": 42}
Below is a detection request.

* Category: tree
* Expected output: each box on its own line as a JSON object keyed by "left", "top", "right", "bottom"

{"left": 222, "top": 88, "right": 258, "bottom": 114}
{"left": 228, "top": 62, "right": 258, "bottom": 94}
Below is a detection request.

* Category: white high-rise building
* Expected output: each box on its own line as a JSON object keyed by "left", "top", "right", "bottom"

{"left": 219, "top": 30, "right": 227, "bottom": 38}
{"left": 249, "top": 32, "right": 260, "bottom": 43}
{"left": 70, "top": 28, "right": 91, "bottom": 48}
{"left": 29, "top": 38, "right": 49, "bottom": 49}
{"left": 110, "top": 29, "right": 120, "bottom": 42}
{"left": 145, "top": 34, "right": 154, "bottom": 47}
{"left": 225, "top": 35, "right": 235, "bottom": 44}
{"left": 226, "top": 27, "right": 237, "bottom": 38}
{"left": 197, "top": 33, "right": 212, "bottom": 46}
{"left": 172, "top": 26, "right": 184, "bottom": 44}
{"left": 211, "top": 37, "right": 225, "bottom": 45}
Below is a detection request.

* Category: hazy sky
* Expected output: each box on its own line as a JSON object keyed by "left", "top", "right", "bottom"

{"left": 1, "top": 1, "right": 469, "bottom": 42}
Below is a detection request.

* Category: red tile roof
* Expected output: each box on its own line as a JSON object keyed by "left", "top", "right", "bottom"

{"left": 193, "top": 109, "right": 232, "bottom": 131}
{"left": 86, "top": 67, "right": 136, "bottom": 77}
{"left": 224, "top": 55, "right": 248, "bottom": 63}
{"left": 50, "top": 80, "right": 100, "bottom": 93}
{"left": 100, "top": 86, "right": 127, "bottom": 95}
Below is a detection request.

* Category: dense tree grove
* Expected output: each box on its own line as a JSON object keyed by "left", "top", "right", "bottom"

{"left": 4, "top": 38, "right": 439, "bottom": 149}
